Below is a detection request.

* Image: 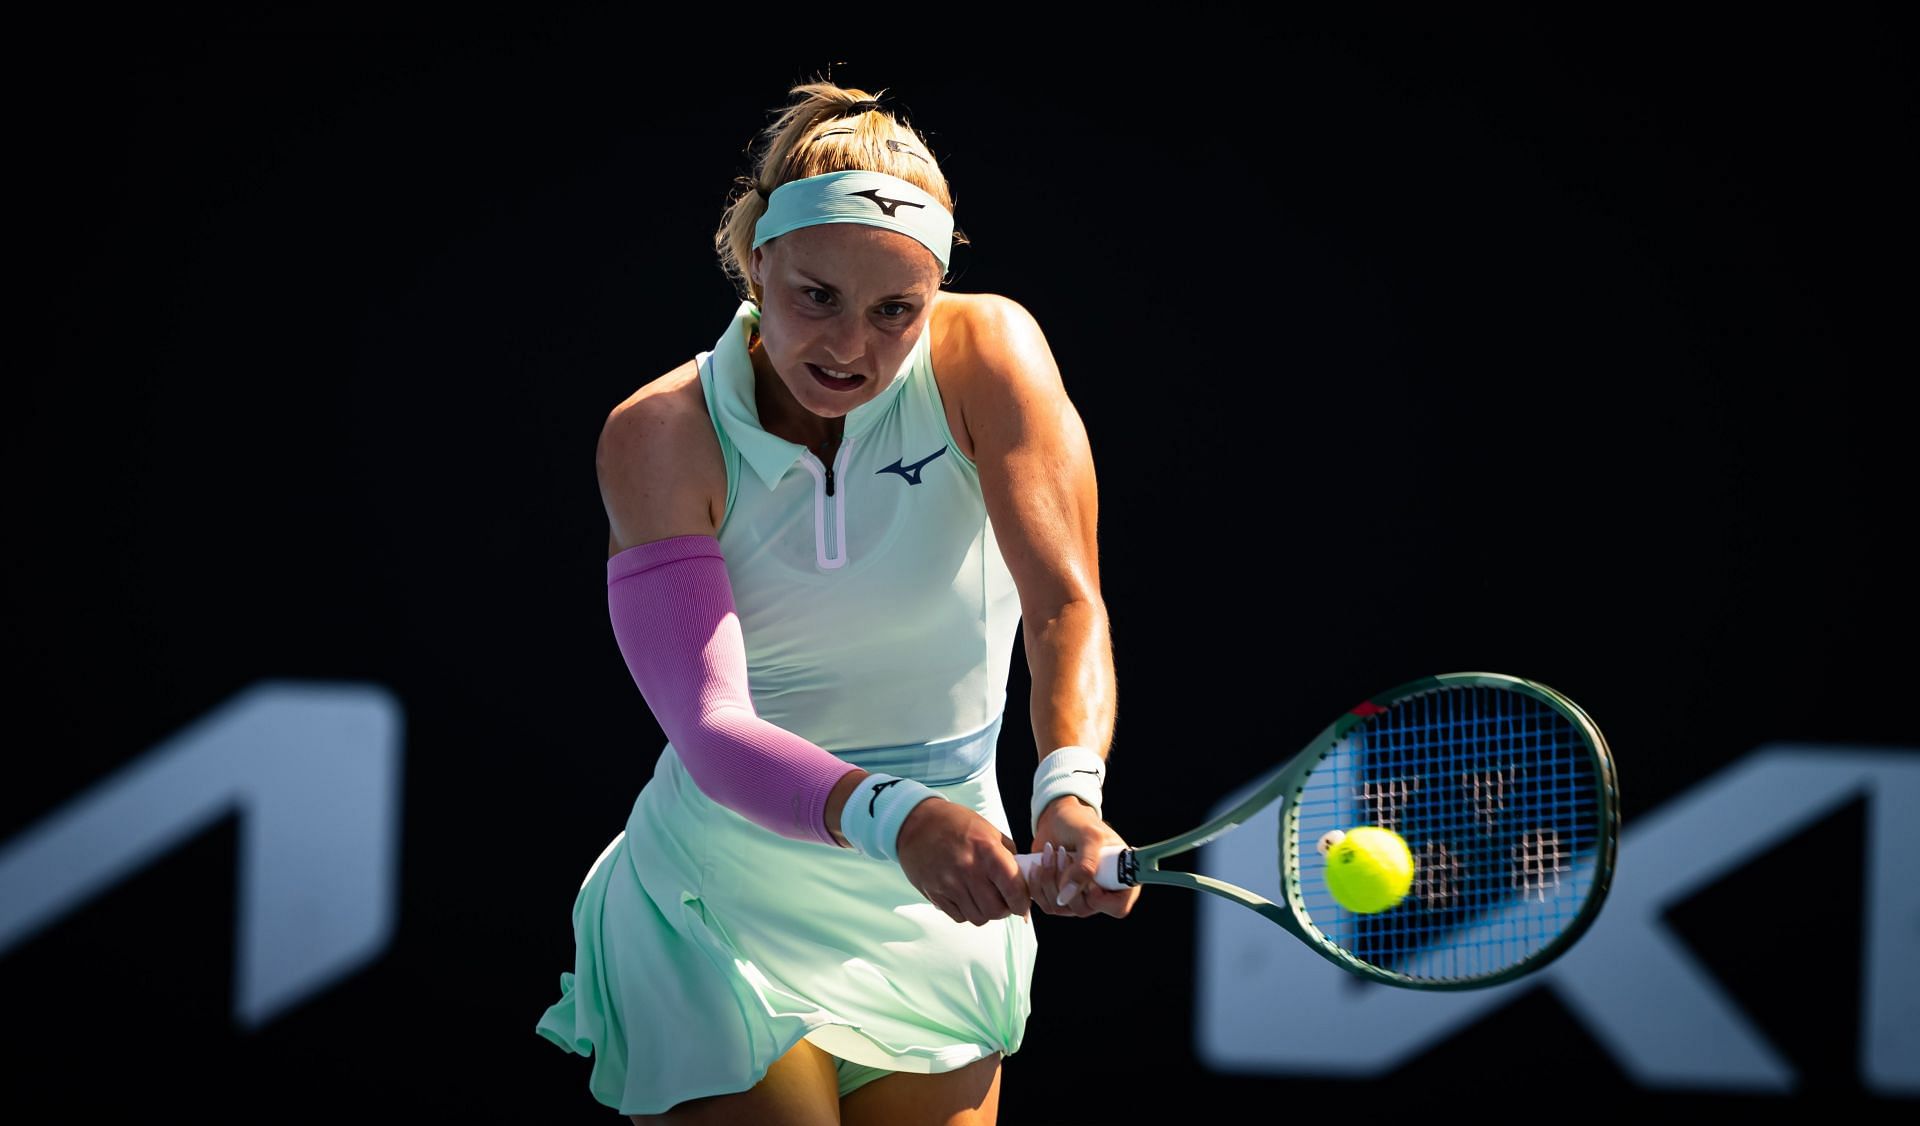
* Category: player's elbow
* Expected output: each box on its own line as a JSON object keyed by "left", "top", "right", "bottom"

{"left": 1020, "top": 589, "right": 1109, "bottom": 637}
{"left": 656, "top": 703, "right": 754, "bottom": 770}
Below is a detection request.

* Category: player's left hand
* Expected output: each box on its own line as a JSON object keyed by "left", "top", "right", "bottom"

{"left": 1031, "top": 797, "right": 1140, "bottom": 920}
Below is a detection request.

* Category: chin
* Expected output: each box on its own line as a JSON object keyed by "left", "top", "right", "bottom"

{"left": 798, "top": 391, "right": 865, "bottom": 418}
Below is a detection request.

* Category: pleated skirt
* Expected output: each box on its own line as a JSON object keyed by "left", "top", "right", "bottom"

{"left": 533, "top": 733, "right": 1039, "bottom": 1116}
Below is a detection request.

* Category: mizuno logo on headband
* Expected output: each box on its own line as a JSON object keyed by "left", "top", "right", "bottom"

{"left": 851, "top": 188, "right": 925, "bottom": 218}
{"left": 754, "top": 170, "right": 955, "bottom": 270}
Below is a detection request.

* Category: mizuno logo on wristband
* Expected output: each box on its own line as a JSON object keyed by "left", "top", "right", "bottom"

{"left": 868, "top": 778, "right": 902, "bottom": 816}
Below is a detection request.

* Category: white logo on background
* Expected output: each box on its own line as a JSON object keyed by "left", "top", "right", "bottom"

{"left": 0, "top": 681, "right": 404, "bottom": 1030}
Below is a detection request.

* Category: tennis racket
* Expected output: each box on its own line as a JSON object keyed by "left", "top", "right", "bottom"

{"left": 1014, "top": 671, "right": 1620, "bottom": 990}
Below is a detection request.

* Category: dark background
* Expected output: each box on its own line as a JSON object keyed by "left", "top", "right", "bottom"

{"left": 6, "top": 13, "right": 1915, "bottom": 1123}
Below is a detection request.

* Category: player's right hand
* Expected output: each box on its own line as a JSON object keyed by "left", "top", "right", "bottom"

{"left": 1032, "top": 797, "right": 1138, "bottom": 920}
{"left": 895, "top": 798, "right": 1031, "bottom": 926}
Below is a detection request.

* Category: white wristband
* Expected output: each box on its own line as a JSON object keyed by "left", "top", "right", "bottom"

{"left": 841, "top": 772, "right": 944, "bottom": 862}
{"left": 1030, "top": 745, "right": 1106, "bottom": 836}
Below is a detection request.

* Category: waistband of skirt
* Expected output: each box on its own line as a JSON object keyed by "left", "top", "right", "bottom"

{"left": 829, "top": 714, "right": 1004, "bottom": 786}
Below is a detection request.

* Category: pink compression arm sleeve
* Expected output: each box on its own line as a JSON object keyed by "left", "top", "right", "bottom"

{"left": 606, "top": 534, "right": 855, "bottom": 847}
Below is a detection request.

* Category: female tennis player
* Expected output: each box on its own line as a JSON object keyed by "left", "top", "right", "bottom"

{"left": 534, "top": 80, "right": 1139, "bottom": 1124}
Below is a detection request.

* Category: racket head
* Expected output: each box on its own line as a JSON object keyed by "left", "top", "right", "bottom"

{"left": 1280, "top": 672, "right": 1620, "bottom": 989}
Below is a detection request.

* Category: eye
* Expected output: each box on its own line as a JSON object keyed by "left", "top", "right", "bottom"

{"left": 803, "top": 288, "right": 911, "bottom": 319}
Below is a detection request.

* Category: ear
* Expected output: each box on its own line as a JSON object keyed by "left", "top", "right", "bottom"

{"left": 749, "top": 245, "right": 765, "bottom": 290}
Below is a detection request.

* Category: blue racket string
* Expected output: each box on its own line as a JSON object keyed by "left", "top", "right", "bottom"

{"left": 1291, "top": 685, "right": 1602, "bottom": 983}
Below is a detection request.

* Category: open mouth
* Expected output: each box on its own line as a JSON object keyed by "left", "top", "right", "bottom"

{"left": 807, "top": 363, "right": 866, "bottom": 391}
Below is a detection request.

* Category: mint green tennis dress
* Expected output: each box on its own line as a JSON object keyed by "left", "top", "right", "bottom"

{"left": 534, "top": 297, "right": 1037, "bottom": 1116}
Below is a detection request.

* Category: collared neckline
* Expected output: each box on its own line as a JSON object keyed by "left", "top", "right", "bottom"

{"left": 707, "top": 299, "right": 920, "bottom": 492}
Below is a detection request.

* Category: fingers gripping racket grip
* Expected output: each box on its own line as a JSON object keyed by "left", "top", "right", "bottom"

{"left": 1015, "top": 845, "right": 1132, "bottom": 889}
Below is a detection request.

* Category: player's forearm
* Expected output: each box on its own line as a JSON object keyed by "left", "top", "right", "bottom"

{"left": 1024, "top": 596, "right": 1116, "bottom": 763}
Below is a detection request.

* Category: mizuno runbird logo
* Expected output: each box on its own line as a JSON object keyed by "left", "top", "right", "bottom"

{"left": 868, "top": 778, "right": 902, "bottom": 816}
{"left": 876, "top": 446, "right": 949, "bottom": 485}
{"left": 851, "top": 188, "right": 925, "bottom": 218}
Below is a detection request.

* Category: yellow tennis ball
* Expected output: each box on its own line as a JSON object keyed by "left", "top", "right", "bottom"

{"left": 1323, "top": 825, "right": 1414, "bottom": 913}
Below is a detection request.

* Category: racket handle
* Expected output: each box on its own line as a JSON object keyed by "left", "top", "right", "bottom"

{"left": 1015, "top": 844, "right": 1128, "bottom": 890}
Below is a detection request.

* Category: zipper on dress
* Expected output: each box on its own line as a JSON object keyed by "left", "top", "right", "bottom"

{"left": 800, "top": 440, "right": 854, "bottom": 570}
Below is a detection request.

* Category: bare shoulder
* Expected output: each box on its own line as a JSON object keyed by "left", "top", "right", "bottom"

{"left": 596, "top": 358, "right": 727, "bottom": 555}
{"left": 932, "top": 292, "right": 1072, "bottom": 460}
{"left": 603, "top": 357, "right": 706, "bottom": 434}
{"left": 936, "top": 292, "right": 1063, "bottom": 393}
{"left": 937, "top": 291, "right": 1040, "bottom": 349}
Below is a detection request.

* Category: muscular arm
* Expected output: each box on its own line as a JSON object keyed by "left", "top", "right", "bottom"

{"left": 947, "top": 299, "right": 1139, "bottom": 919}
{"left": 956, "top": 297, "right": 1116, "bottom": 776}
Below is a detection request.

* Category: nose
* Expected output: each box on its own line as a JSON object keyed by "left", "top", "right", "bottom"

{"left": 822, "top": 318, "right": 868, "bottom": 368}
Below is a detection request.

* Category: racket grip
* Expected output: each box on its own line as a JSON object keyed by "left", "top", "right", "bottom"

{"left": 1015, "top": 844, "right": 1127, "bottom": 890}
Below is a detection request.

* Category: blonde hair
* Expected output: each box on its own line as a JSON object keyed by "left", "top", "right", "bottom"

{"left": 715, "top": 80, "right": 965, "bottom": 306}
